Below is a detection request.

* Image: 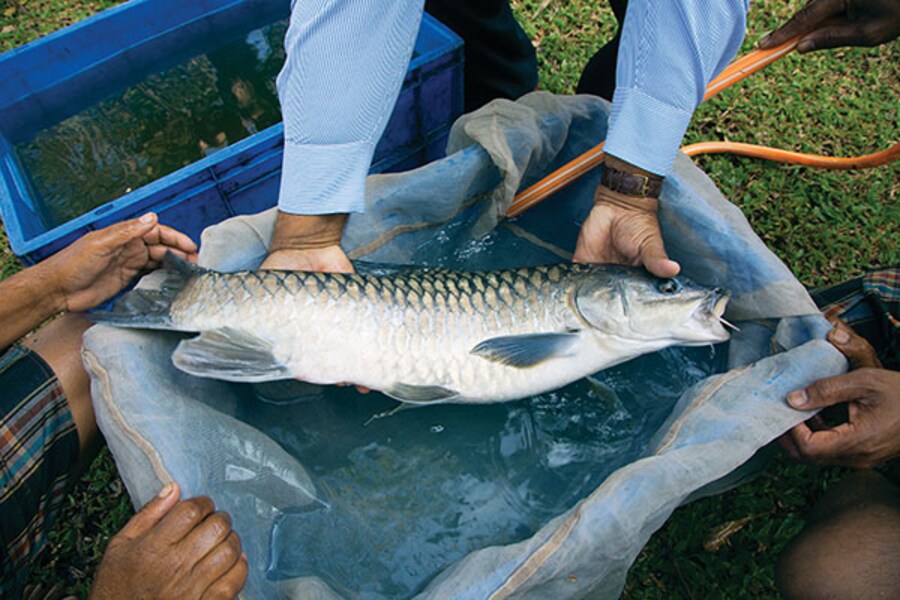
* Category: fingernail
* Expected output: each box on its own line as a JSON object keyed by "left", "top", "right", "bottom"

{"left": 831, "top": 328, "right": 850, "bottom": 344}
{"left": 241, "top": 552, "right": 248, "bottom": 562}
{"left": 797, "top": 40, "right": 815, "bottom": 53}
{"left": 758, "top": 33, "right": 770, "bottom": 47}
{"left": 140, "top": 213, "right": 156, "bottom": 224}
{"left": 787, "top": 390, "right": 808, "bottom": 409}
{"left": 157, "top": 482, "right": 175, "bottom": 498}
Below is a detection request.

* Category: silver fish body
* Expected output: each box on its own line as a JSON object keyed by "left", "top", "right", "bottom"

{"left": 93, "top": 255, "right": 730, "bottom": 405}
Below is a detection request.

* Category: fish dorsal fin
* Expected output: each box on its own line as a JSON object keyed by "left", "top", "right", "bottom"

{"left": 173, "top": 327, "right": 293, "bottom": 382}
{"left": 383, "top": 383, "right": 459, "bottom": 404}
{"left": 470, "top": 332, "right": 579, "bottom": 368}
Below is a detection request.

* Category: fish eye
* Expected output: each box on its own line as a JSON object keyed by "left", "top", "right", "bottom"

{"left": 656, "top": 278, "right": 682, "bottom": 294}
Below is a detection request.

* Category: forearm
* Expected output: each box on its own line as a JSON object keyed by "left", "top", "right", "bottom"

{"left": 276, "top": 0, "right": 424, "bottom": 216}
{"left": 605, "top": 0, "right": 749, "bottom": 176}
{"left": 0, "top": 263, "right": 64, "bottom": 349}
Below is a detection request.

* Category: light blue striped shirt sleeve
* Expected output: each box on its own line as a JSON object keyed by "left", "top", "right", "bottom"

{"left": 605, "top": 0, "right": 750, "bottom": 176}
{"left": 276, "top": 0, "right": 424, "bottom": 215}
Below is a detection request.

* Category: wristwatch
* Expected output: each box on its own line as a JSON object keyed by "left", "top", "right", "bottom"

{"left": 601, "top": 164, "right": 663, "bottom": 198}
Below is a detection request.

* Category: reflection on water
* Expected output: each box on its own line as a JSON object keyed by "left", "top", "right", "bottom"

{"left": 238, "top": 344, "right": 724, "bottom": 598}
{"left": 14, "top": 20, "right": 289, "bottom": 228}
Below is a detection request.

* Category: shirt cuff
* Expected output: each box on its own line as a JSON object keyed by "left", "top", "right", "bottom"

{"left": 277, "top": 140, "right": 374, "bottom": 215}
{"left": 604, "top": 87, "right": 695, "bottom": 177}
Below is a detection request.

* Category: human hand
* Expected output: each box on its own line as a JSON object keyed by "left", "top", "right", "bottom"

{"left": 90, "top": 483, "right": 247, "bottom": 600}
{"left": 759, "top": 0, "right": 900, "bottom": 53}
{"left": 40, "top": 213, "right": 198, "bottom": 314}
{"left": 781, "top": 318, "right": 900, "bottom": 468}
{"left": 260, "top": 212, "right": 353, "bottom": 273}
{"left": 261, "top": 246, "right": 354, "bottom": 273}
{"left": 572, "top": 187, "right": 680, "bottom": 278}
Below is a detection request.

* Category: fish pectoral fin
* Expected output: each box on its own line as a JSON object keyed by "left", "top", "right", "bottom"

{"left": 173, "top": 327, "right": 293, "bottom": 382}
{"left": 470, "top": 332, "right": 579, "bottom": 368}
{"left": 382, "top": 383, "right": 459, "bottom": 404}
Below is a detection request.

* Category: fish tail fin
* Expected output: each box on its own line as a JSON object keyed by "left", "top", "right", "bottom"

{"left": 89, "top": 252, "right": 204, "bottom": 330}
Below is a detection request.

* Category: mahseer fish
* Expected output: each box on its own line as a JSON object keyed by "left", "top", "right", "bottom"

{"left": 91, "top": 254, "right": 731, "bottom": 405}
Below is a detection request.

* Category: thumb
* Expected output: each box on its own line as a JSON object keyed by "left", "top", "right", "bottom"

{"left": 826, "top": 317, "right": 881, "bottom": 369}
{"left": 640, "top": 236, "right": 680, "bottom": 279}
{"left": 116, "top": 482, "right": 180, "bottom": 540}
{"left": 787, "top": 370, "right": 868, "bottom": 411}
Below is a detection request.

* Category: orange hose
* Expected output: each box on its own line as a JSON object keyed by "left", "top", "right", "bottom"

{"left": 703, "top": 39, "right": 798, "bottom": 101}
{"left": 681, "top": 141, "right": 900, "bottom": 169}
{"left": 506, "top": 141, "right": 606, "bottom": 218}
{"left": 507, "top": 37, "right": 808, "bottom": 218}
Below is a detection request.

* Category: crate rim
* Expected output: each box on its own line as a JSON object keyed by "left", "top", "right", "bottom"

{"left": 0, "top": 4, "right": 463, "bottom": 261}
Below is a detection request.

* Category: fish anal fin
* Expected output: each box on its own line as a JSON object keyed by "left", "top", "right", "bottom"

{"left": 470, "top": 332, "right": 579, "bottom": 368}
{"left": 173, "top": 327, "right": 292, "bottom": 382}
{"left": 383, "top": 383, "right": 459, "bottom": 404}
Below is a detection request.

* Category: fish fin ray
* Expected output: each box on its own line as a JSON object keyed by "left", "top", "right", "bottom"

{"left": 470, "top": 332, "right": 579, "bottom": 368}
{"left": 173, "top": 327, "right": 292, "bottom": 382}
{"left": 162, "top": 251, "right": 203, "bottom": 278}
{"left": 364, "top": 402, "right": 418, "bottom": 426}
{"left": 383, "top": 383, "right": 459, "bottom": 404}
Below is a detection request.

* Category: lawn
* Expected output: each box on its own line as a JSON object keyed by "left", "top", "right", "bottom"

{"left": 1, "top": 0, "right": 897, "bottom": 597}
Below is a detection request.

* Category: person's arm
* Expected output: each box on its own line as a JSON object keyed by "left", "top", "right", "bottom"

{"left": 759, "top": 0, "right": 900, "bottom": 53}
{"left": 263, "top": 0, "right": 425, "bottom": 271}
{"left": 574, "top": 0, "right": 749, "bottom": 277}
{"left": 0, "top": 213, "right": 197, "bottom": 349}
{"left": 0, "top": 261, "right": 64, "bottom": 352}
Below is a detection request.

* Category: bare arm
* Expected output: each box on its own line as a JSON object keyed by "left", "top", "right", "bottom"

{"left": 0, "top": 261, "right": 65, "bottom": 350}
{"left": 0, "top": 213, "right": 197, "bottom": 349}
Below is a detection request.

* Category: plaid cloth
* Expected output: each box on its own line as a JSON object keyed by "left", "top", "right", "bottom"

{"left": 810, "top": 266, "right": 900, "bottom": 370}
{"left": 810, "top": 266, "right": 900, "bottom": 484}
{"left": 0, "top": 345, "right": 79, "bottom": 598}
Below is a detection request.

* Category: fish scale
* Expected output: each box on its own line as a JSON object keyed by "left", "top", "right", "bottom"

{"left": 92, "top": 255, "right": 731, "bottom": 405}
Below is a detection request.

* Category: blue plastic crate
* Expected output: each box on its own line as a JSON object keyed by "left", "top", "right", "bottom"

{"left": 0, "top": 0, "right": 463, "bottom": 264}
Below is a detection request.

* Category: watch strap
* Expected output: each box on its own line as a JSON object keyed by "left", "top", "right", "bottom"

{"left": 601, "top": 165, "right": 663, "bottom": 198}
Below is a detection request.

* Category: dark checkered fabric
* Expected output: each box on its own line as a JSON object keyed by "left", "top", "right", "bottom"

{"left": 0, "top": 345, "right": 79, "bottom": 598}
{"left": 810, "top": 266, "right": 900, "bottom": 370}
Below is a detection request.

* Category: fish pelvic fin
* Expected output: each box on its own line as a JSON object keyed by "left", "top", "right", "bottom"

{"left": 470, "top": 332, "right": 580, "bottom": 368}
{"left": 173, "top": 327, "right": 293, "bottom": 382}
{"left": 89, "top": 252, "right": 204, "bottom": 330}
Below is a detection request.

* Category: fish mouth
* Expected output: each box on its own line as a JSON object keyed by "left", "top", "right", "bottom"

{"left": 698, "top": 288, "right": 736, "bottom": 337}
{"left": 710, "top": 289, "right": 729, "bottom": 319}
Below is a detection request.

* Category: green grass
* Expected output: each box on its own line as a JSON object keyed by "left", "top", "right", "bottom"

{"left": 2, "top": 0, "right": 898, "bottom": 597}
